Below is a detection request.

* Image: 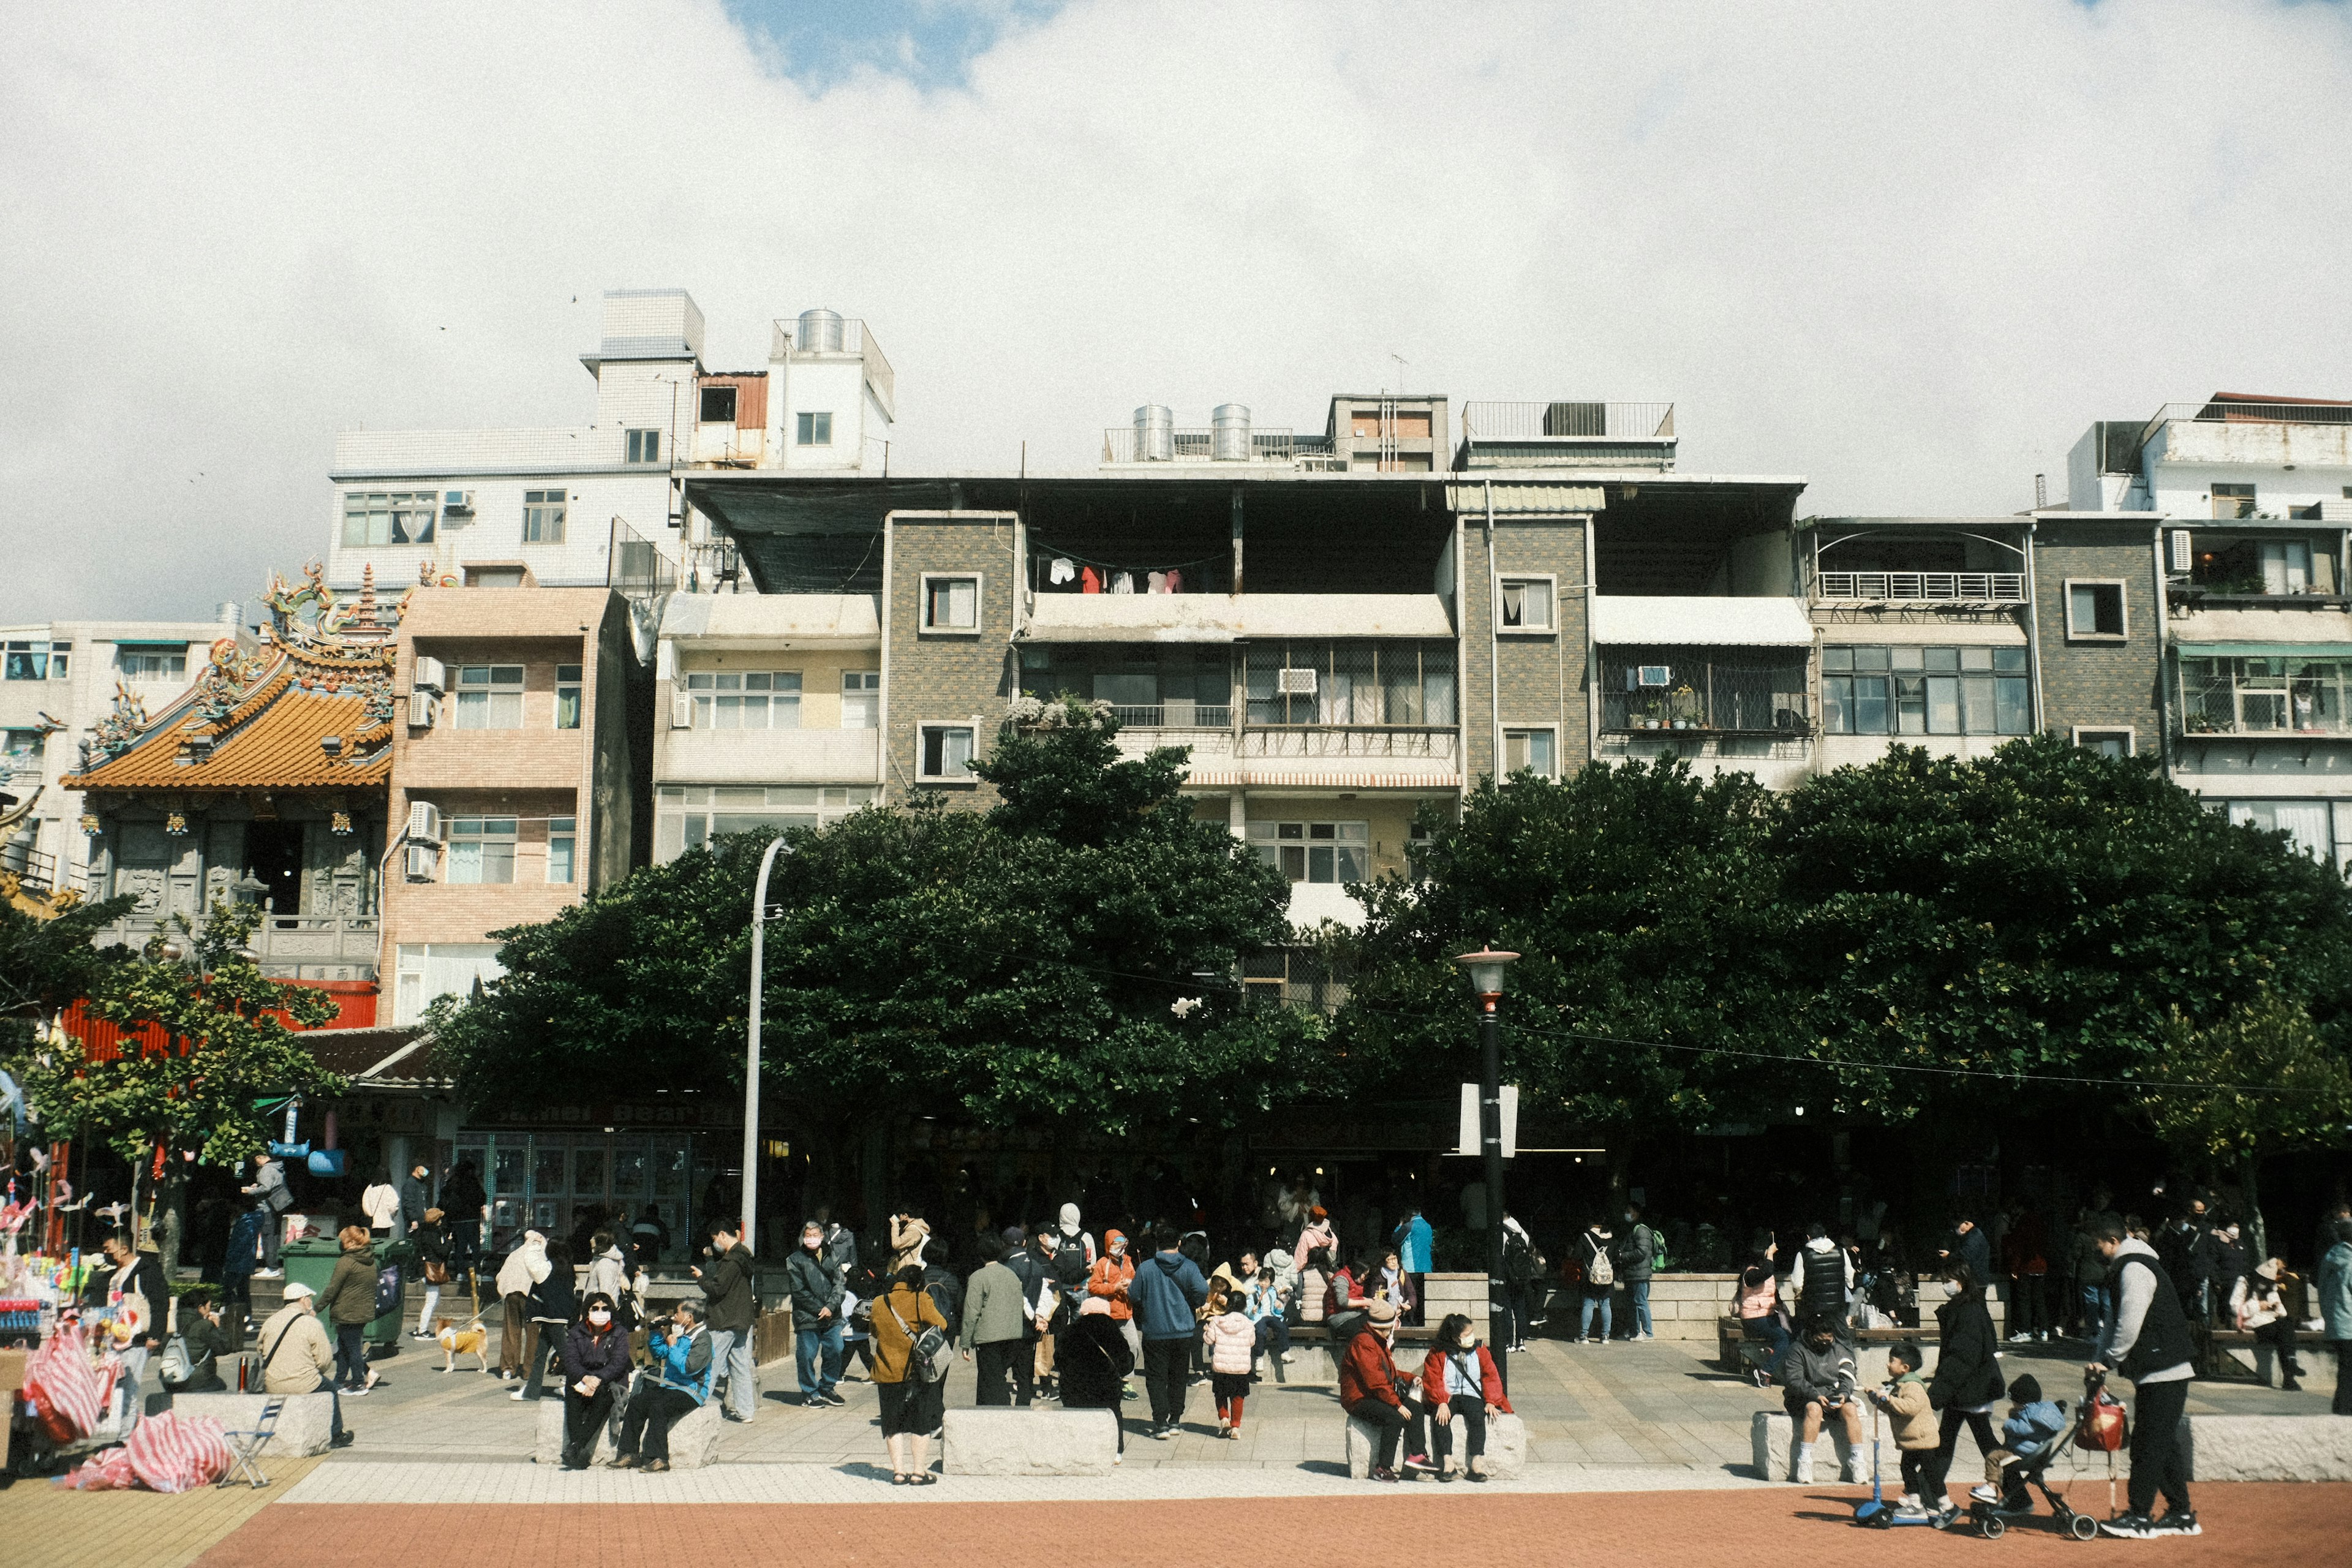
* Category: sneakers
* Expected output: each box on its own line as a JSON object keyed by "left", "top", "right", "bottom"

{"left": 1403, "top": 1453, "right": 1438, "bottom": 1474}
{"left": 2007, "top": 1331, "right": 2034, "bottom": 1343}
{"left": 1842, "top": 1457, "right": 1869, "bottom": 1485}
{"left": 1791, "top": 1450, "right": 1814, "bottom": 1485}
{"left": 820, "top": 1390, "right": 848, "bottom": 1408}
{"left": 1150, "top": 1423, "right": 1172, "bottom": 1441}
{"left": 609, "top": 1455, "right": 642, "bottom": 1470}
{"left": 344, "top": 1384, "right": 371, "bottom": 1398}
{"left": 2100, "top": 1512, "right": 2157, "bottom": 1539}
{"left": 1969, "top": 1483, "right": 2000, "bottom": 1503}
{"left": 1121, "top": 1388, "right": 1140, "bottom": 1401}
{"left": 644, "top": 1459, "right": 670, "bottom": 1473}
{"left": 1368, "top": 1466, "right": 1400, "bottom": 1483}
{"left": 2150, "top": 1512, "right": 2199, "bottom": 1537}
{"left": 508, "top": 1387, "right": 527, "bottom": 1401}
{"left": 253, "top": 1268, "right": 283, "bottom": 1279}
{"left": 1280, "top": 1350, "right": 1298, "bottom": 1364}
{"left": 330, "top": 1431, "right": 356, "bottom": 1449}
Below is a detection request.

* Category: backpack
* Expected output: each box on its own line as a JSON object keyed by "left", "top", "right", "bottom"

{"left": 372, "top": 1261, "right": 402, "bottom": 1319}
{"left": 1651, "top": 1227, "right": 1669, "bottom": 1273}
{"left": 1585, "top": 1234, "right": 1616, "bottom": 1289}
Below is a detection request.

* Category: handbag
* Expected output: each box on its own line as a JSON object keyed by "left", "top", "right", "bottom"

{"left": 2076, "top": 1385, "right": 2128, "bottom": 1453}
{"left": 884, "top": 1291, "right": 952, "bottom": 1384}
{"left": 424, "top": 1259, "right": 450, "bottom": 1285}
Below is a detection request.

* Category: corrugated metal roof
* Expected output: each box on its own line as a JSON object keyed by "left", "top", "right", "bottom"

{"left": 1444, "top": 482, "right": 1605, "bottom": 514}
{"left": 1591, "top": 596, "right": 1815, "bottom": 647}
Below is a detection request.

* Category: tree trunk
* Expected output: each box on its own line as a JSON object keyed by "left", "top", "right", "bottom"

{"left": 2241, "top": 1149, "right": 2266, "bottom": 1264}
{"left": 157, "top": 1164, "right": 189, "bottom": 1283}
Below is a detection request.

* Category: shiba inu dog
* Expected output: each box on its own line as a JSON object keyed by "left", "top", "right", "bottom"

{"left": 435, "top": 1316, "right": 491, "bottom": 1374}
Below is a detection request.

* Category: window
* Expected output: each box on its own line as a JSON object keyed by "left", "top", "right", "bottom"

{"left": 1245, "top": 821, "right": 1371, "bottom": 883}
{"left": 919, "top": 724, "right": 976, "bottom": 780}
{"left": 796, "top": 411, "right": 833, "bottom": 446}
{"left": 923, "top": 575, "right": 981, "bottom": 632}
{"left": 625, "top": 428, "right": 662, "bottom": 464}
{"left": 841, "top": 670, "right": 880, "bottom": 728}
{"left": 684, "top": 670, "right": 801, "bottom": 729}
{"left": 4, "top": 642, "right": 47, "bottom": 681}
{"left": 1503, "top": 727, "right": 1558, "bottom": 777}
{"left": 2074, "top": 728, "right": 2134, "bottom": 759}
{"left": 1602, "top": 652, "right": 1810, "bottom": 732}
{"left": 394, "top": 942, "right": 502, "bottom": 1026}
{"left": 653, "top": 785, "right": 875, "bottom": 862}
{"left": 1821, "top": 645, "right": 2030, "bottom": 736}
{"left": 547, "top": 816, "right": 576, "bottom": 884}
{"left": 522, "top": 489, "right": 567, "bottom": 544}
{"left": 1243, "top": 641, "right": 1456, "bottom": 726}
{"left": 554, "top": 664, "right": 582, "bottom": 729}
{"left": 116, "top": 648, "right": 185, "bottom": 682}
{"left": 1496, "top": 576, "right": 1555, "bottom": 632}
{"left": 341, "top": 491, "right": 437, "bottom": 546}
{"left": 447, "top": 817, "right": 517, "bottom": 884}
{"left": 2187, "top": 533, "right": 2335, "bottom": 595}
{"left": 2211, "top": 481, "right": 2257, "bottom": 520}
{"left": 2179, "top": 655, "right": 2351, "bottom": 736}
{"left": 2223, "top": 799, "right": 2334, "bottom": 864}
{"left": 453, "top": 665, "right": 524, "bottom": 729}
{"left": 699, "top": 385, "right": 738, "bottom": 423}
{"left": 1, "top": 728, "right": 43, "bottom": 781}
{"left": 2064, "top": 581, "right": 2127, "bottom": 640}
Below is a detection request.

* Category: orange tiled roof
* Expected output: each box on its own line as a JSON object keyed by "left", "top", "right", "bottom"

{"left": 69, "top": 665, "right": 392, "bottom": 791}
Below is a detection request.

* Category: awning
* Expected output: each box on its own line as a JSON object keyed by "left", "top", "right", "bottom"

{"left": 106, "top": 637, "right": 199, "bottom": 647}
{"left": 1591, "top": 595, "right": 1815, "bottom": 647}
{"left": 2172, "top": 642, "right": 2352, "bottom": 658}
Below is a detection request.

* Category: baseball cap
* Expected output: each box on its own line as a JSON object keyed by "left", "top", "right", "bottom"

{"left": 284, "top": 1282, "right": 317, "bottom": 1300}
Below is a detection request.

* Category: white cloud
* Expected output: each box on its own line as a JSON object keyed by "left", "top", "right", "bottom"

{"left": 4, "top": 0, "right": 2349, "bottom": 620}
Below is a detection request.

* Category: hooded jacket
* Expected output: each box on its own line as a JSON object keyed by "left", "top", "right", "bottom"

{"left": 2320, "top": 1238, "right": 2352, "bottom": 1340}
{"left": 1205, "top": 1308, "right": 1256, "bottom": 1375}
{"left": 647, "top": 1321, "right": 717, "bottom": 1404}
{"left": 1929, "top": 1288, "right": 2005, "bottom": 1410}
{"left": 321, "top": 1242, "right": 380, "bottom": 1327}
{"left": 1060, "top": 1311, "right": 1133, "bottom": 1408}
{"left": 561, "top": 1317, "right": 633, "bottom": 1387}
{"left": 1877, "top": 1371, "right": 1937, "bottom": 1450}
{"left": 497, "top": 1232, "right": 550, "bottom": 1300}
{"left": 1087, "top": 1233, "right": 1136, "bottom": 1321}
{"left": 699, "top": 1243, "right": 756, "bottom": 1334}
{"left": 1780, "top": 1335, "right": 1856, "bottom": 1407}
{"left": 1126, "top": 1247, "right": 1208, "bottom": 1340}
{"left": 1338, "top": 1325, "right": 1403, "bottom": 1411}
{"left": 2103, "top": 1237, "right": 2194, "bottom": 1384}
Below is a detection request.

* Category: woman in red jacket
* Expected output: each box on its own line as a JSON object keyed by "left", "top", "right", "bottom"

{"left": 1420, "top": 1313, "right": 1513, "bottom": 1482}
{"left": 1338, "top": 1299, "right": 1431, "bottom": 1481}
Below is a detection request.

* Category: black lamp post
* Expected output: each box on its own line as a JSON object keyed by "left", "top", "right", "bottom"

{"left": 1454, "top": 945, "right": 1519, "bottom": 1375}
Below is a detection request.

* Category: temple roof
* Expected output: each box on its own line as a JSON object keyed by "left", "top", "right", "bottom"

{"left": 66, "top": 563, "right": 404, "bottom": 796}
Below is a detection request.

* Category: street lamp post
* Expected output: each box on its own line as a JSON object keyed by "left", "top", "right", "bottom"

{"left": 1455, "top": 946, "right": 1520, "bottom": 1381}
{"left": 742, "top": 835, "right": 791, "bottom": 1257}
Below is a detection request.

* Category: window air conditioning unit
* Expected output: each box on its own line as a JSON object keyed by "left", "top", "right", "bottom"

{"left": 412, "top": 655, "right": 448, "bottom": 692}
{"left": 407, "top": 690, "right": 436, "bottom": 728}
{"left": 442, "top": 491, "right": 474, "bottom": 515}
{"left": 404, "top": 843, "right": 440, "bottom": 881}
{"left": 407, "top": 801, "right": 442, "bottom": 843}
{"left": 670, "top": 695, "right": 694, "bottom": 729}
{"left": 1276, "top": 667, "right": 1317, "bottom": 695}
{"left": 2168, "top": 529, "right": 2194, "bottom": 576}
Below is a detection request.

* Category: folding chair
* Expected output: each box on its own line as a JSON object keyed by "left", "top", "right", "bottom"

{"left": 216, "top": 1396, "right": 285, "bottom": 1488}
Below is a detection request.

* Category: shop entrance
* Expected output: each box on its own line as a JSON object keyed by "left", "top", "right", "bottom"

{"left": 457, "top": 1129, "right": 693, "bottom": 1263}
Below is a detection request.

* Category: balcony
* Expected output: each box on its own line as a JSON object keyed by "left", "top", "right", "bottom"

{"left": 2141, "top": 398, "right": 2352, "bottom": 470}
{"left": 1457, "top": 402, "right": 1676, "bottom": 470}
{"left": 2177, "top": 653, "right": 2352, "bottom": 739}
{"left": 1107, "top": 703, "right": 1231, "bottom": 729}
{"left": 662, "top": 724, "right": 881, "bottom": 785}
{"left": 1816, "top": 571, "right": 2024, "bottom": 605}
{"left": 91, "top": 912, "right": 380, "bottom": 979}
{"left": 1240, "top": 726, "right": 1458, "bottom": 760}
{"left": 1600, "top": 654, "right": 1812, "bottom": 736}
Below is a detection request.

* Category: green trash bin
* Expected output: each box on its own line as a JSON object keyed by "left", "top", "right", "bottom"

{"left": 364, "top": 1242, "right": 416, "bottom": 1346}
{"left": 277, "top": 1235, "right": 344, "bottom": 1303}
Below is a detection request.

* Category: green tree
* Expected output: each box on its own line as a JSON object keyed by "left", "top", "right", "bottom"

{"left": 435, "top": 703, "right": 1328, "bottom": 1210}
{"left": 0, "top": 891, "right": 135, "bottom": 1054}
{"left": 8, "top": 903, "right": 345, "bottom": 1273}
{"left": 1343, "top": 758, "right": 1792, "bottom": 1201}
{"left": 2142, "top": 992, "right": 2352, "bottom": 1259}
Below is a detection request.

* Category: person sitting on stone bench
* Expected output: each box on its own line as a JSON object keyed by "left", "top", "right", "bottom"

{"left": 258, "top": 1282, "right": 353, "bottom": 1449}
{"left": 613, "top": 1298, "right": 715, "bottom": 1472}
{"left": 1340, "top": 1298, "right": 1433, "bottom": 1481}
{"left": 164, "top": 1287, "right": 237, "bottom": 1394}
{"left": 1781, "top": 1314, "right": 1867, "bottom": 1484}
{"left": 1421, "top": 1313, "right": 1512, "bottom": 1482}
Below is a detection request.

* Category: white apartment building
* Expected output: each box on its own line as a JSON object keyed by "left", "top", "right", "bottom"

{"left": 0, "top": 608, "right": 243, "bottom": 889}
{"left": 325, "top": 290, "right": 897, "bottom": 602}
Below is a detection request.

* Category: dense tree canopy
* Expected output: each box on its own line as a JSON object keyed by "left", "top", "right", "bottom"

{"left": 436, "top": 701, "right": 1335, "bottom": 1137}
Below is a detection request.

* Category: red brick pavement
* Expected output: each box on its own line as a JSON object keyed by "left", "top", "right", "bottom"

{"left": 195, "top": 1484, "right": 2352, "bottom": 1567}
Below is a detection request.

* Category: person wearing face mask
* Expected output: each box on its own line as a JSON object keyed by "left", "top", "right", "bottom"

{"left": 1618, "top": 1202, "right": 1659, "bottom": 1341}
{"left": 786, "top": 1218, "right": 850, "bottom": 1407}
{"left": 560, "top": 1291, "right": 633, "bottom": 1470}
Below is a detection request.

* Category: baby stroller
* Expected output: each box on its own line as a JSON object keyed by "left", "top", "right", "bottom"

{"left": 1967, "top": 1374, "right": 2120, "bottom": 1542}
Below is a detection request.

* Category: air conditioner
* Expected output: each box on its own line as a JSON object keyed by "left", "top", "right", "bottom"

{"left": 404, "top": 844, "right": 440, "bottom": 881}
{"left": 670, "top": 695, "right": 694, "bottom": 729}
{"left": 442, "top": 491, "right": 474, "bottom": 514}
{"left": 406, "top": 690, "right": 436, "bottom": 728}
{"left": 407, "top": 801, "right": 442, "bottom": 843}
{"left": 412, "top": 655, "right": 448, "bottom": 692}
{"left": 2168, "top": 529, "right": 2194, "bottom": 576}
{"left": 1276, "top": 668, "right": 1317, "bottom": 695}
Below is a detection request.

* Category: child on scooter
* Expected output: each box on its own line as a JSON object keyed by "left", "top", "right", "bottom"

{"left": 1871, "top": 1341, "right": 1940, "bottom": 1516}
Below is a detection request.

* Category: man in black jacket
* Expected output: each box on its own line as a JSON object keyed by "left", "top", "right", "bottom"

{"left": 2089, "top": 1219, "right": 2198, "bottom": 1539}
{"left": 692, "top": 1220, "right": 758, "bottom": 1423}
{"left": 784, "top": 1219, "right": 848, "bottom": 1408}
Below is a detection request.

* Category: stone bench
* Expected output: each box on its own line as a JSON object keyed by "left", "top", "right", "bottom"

{"left": 532, "top": 1383, "right": 722, "bottom": 1469}
{"left": 942, "top": 1406, "right": 1118, "bottom": 1476}
{"left": 1748, "top": 1408, "right": 1881, "bottom": 1483}
{"left": 1717, "top": 1316, "right": 1940, "bottom": 1376}
{"left": 1344, "top": 1408, "right": 1525, "bottom": 1480}
{"left": 167, "top": 1391, "right": 339, "bottom": 1457}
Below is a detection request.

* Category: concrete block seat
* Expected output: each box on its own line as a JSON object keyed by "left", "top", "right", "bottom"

{"left": 943, "top": 1407, "right": 1120, "bottom": 1476}
{"left": 2185, "top": 1416, "right": 2352, "bottom": 1482}
{"left": 533, "top": 1384, "right": 722, "bottom": 1469}
{"left": 1344, "top": 1408, "right": 1525, "bottom": 1480}
{"left": 168, "top": 1391, "right": 338, "bottom": 1457}
{"left": 1748, "top": 1409, "right": 1880, "bottom": 1483}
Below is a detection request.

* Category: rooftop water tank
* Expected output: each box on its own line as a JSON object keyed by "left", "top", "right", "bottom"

{"left": 217, "top": 600, "right": 242, "bottom": 628}
{"left": 1134, "top": 404, "right": 1175, "bottom": 462}
{"left": 1212, "top": 403, "right": 1252, "bottom": 462}
{"left": 796, "top": 308, "right": 845, "bottom": 353}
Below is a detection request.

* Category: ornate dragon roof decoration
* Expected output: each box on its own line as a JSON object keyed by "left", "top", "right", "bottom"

{"left": 80, "top": 684, "right": 152, "bottom": 771}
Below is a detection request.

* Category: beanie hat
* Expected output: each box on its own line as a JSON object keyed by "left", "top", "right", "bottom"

{"left": 1078, "top": 1296, "right": 1112, "bottom": 1316}
{"left": 2009, "top": 1373, "right": 2042, "bottom": 1404}
{"left": 1059, "top": 1202, "right": 1082, "bottom": 1237}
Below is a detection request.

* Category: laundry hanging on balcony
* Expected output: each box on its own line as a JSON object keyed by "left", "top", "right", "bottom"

{"left": 1048, "top": 557, "right": 1076, "bottom": 585}
{"left": 1038, "top": 543, "right": 1215, "bottom": 595}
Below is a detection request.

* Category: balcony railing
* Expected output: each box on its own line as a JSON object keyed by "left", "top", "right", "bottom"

{"left": 2177, "top": 655, "right": 2352, "bottom": 738}
{"left": 2146, "top": 399, "right": 2352, "bottom": 432}
{"left": 1100, "top": 428, "right": 1330, "bottom": 465}
{"left": 92, "top": 913, "right": 382, "bottom": 969}
{"left": 1108, "top": 704, "right": 1232, "bottom": 729}
{"left": 1602, "top": 687, "right": 1811, "bottom": 736}
{"left": 1817, "top": 571, "right": 2026, "bottom": 604}
{"left": 1240, "top": 726, "right": 1458, "bottom": 760}
{"left": 1460, "top": 402, "right": 1675, "bottom": 443}
{"left": 609, "top": 516, "right": 677, "bottom": 603}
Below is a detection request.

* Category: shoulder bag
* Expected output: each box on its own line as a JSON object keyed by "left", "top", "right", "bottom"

{"left": 885, "top": 1291, "right": 952, "bottom": 1384}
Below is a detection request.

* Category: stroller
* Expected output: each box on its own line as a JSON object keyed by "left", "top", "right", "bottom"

{"left": 1966, "top": 1374, "right": 2123, "bottom": 1542}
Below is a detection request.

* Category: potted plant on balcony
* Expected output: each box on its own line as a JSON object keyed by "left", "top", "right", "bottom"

{"left": 1667, "top": 685, "right": 1704, "bottom": 731}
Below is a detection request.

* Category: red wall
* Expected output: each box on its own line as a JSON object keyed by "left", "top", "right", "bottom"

{"left": 64, "top": 979, "right": 377, "bottom": 1063}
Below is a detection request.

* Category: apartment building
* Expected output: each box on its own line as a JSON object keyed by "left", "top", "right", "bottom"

{"left": 1, "top": 609, "right": 235, "bottom": 891}
{"left": 383, "top": 582, "right": 644, "bottom": 1024}
{"left": 2069, "top": 394, "right": 2352, "bottom": 863}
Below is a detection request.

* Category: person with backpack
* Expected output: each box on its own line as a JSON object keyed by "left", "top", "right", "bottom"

{"left": 1576, "top": 1218, "right": 1617, "bottom": 1344}
{"left": 1618, "top": 1202, "right": 1659, "bottom": 1341}
{"left": 2088, "top": 1216, "right": 2199, "bottom": 1537}
{"left": 872, "top": 1262, "right": 948, "bottom": 1484}
{"left": 1501, "top": 1212, "right": 1544, "bottom": 1351}
{"left": 1127, "top": 1223, "right": 1208, "bottom": 1439}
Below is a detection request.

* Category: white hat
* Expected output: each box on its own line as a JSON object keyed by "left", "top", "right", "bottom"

{"left": 1059, "top": 1202, "right": 1082, "bottom": 1237}
{"left": 283, "top": 1281, "right": 317, "bottom": 1300}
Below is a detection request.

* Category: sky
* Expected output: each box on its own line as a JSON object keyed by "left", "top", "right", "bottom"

{"left": 5, "top": 0, "right": 2351, "bottom": 622}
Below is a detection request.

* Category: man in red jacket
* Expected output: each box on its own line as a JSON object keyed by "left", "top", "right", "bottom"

{"left": 1340, "top": 1299, "right": 1431, "bottom": 1481}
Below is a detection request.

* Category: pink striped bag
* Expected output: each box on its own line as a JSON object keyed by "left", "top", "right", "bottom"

{"left": 125, "top": 1409, "right": 232, "bottom": 1491}
{"left": 24, "top": 1323, "right": 116, "bottom": 1444}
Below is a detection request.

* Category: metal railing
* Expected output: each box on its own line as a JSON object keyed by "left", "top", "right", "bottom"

{"left": 608, "top": 516, "right": 677, "bottom": 602}
{"left": 1602, "top": 685, "right": 1811, "bottom": 736}
{"left": 771, "top": 317, "right": 895, "bottom": 420}
{"left": 2177, "top": 657, "right": 2352, "bottom": 737}
{"left": 1460, "top": 402, "right": 1675, "bottom": 443}
{"left": 1108, "top": 704, "right": 1233, "bottom": 729}
{"left": 1100, "top": 428, "right": 1308, "bottom": 465}
{"left": 1817, "top": 571, "right": 2026, "bottom": 603}
{"left": 2147, "top": 400, "right": 2352, "bottom": 429}
{"left": 1240, "top": 726, "right": 1459, "bottom": 760}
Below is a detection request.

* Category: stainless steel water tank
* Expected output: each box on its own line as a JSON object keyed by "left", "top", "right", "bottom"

{"left": 216, "top": 600, "right": 243, "bottom": 627}
{"left": 1212, "top": 403, "right": 1251, "bottom": 462}
{"left": 1134, "top": 404, "right": 1175, "bottom": 462}
{"left": 796, "top": 308, "right": 845, "bottom": 353}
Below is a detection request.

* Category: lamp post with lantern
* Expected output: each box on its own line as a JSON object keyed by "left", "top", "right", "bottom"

{"left": 1454, "top": 945, "right": 1519, "bottom": 1376}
